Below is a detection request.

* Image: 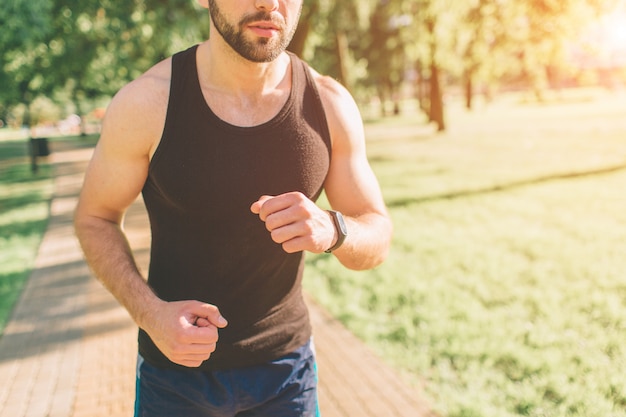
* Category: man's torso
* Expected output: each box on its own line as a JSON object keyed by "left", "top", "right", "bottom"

{"left": 138, "top": 45, "right": 332, "bottom": 371}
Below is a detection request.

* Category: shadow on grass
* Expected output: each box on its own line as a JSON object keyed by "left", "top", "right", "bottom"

{"left": 388, "top": 160, "right": 626, "bottom": 208}
{"left": 0, "top": 217, "right": 48, "bottom": 240}
{"left": 0, "top": 153, "right": 54, "bottom": 336}
{"left": 0, "top": 162, "right": 51, "bottom": 182}
{"left": 0, "top": 270, "right": 28, "bottom": 331}
{"left": 0, "top": 271, "right": 27, "bottom": 308}
{"left": 0, "top": 190, "right": 50, "bottom": 211}
{"left": 0, "top": 140, "right": 30, "bottom": 161}
{"left": 0, "top": 134, "right": 97, "bottom": 166}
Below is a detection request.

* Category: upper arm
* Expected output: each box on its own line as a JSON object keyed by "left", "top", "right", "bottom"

{"left": 314, "top": 74, "right": 388, "bottom": 219}
{"left": 76, "top": 64, "right": 170, "bottom": 225}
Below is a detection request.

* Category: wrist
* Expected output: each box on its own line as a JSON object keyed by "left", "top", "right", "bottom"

{"left": 134, "top": 291, "right": 165, "bottom": 330}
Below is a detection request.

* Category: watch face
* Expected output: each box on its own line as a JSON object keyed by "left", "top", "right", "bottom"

{"left": 336, "top": 212, "right": 348, "bottom": 235}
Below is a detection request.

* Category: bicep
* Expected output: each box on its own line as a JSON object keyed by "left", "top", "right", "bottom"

{"left": 77, "top": 140, "right": 149, "bottom": 224}
{"left": 319, "top": 79, "right": 387, "bottom": 218}
{"left": 76, "top": 85, "right": 159, "bottom": 225}
{"left": 325, "top": 144, "right": 387, "bottom": 218}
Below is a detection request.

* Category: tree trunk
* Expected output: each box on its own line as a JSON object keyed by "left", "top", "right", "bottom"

{"left": 465, "top": 71, "right": 473, "bottom": 111}
{"left": 287, "top": 24, "right": 308, "bottom": 58}
{"left": 335, "top": 30, "right": 351, "bottom": 91}
{"left": 429, "top": 61, "right": 445, "bottom": 132}
{"left": 377, "top": 84, "right": 387, "bottom": 118}
{"left": 287, "top": 0, "right": 319, "bottom": 57}
{"left": 425, "top": 18, "right": 445, "bottom": 131}
{"left": 415, "top": 60, "right": 429, "bottom": 115}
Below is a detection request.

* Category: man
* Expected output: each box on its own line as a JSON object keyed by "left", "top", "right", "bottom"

{"left": 74, "top": 0, "right": 392, "bottom": 416}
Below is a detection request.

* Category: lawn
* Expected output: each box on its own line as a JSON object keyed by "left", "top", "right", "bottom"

{"left": 305, "top": 89, "right": 626, "bottom": 417}
{"left": 0, "top": 137, "right": 54, "bottom": 334}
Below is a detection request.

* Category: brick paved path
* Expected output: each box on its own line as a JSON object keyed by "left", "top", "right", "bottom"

{"left": 0, "top": 141, "right": 436, "bottom": 417}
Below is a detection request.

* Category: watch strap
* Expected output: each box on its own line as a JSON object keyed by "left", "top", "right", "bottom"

{"left": 325, "top": 210, "right": 347, "bottom": 253}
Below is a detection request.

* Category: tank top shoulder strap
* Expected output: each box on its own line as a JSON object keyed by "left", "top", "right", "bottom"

{"left": 288, "top": 52, "right": 332, "bottom": 153}
{"left": 154, "top": 45, "right": 202, "bottom": 168}
{"left": 168, "top": 44, "right": 201, "bottom": 108}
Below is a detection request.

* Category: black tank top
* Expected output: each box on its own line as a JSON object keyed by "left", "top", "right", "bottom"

{"left": 139, "top": 45, "right": 332, "bottom": 370}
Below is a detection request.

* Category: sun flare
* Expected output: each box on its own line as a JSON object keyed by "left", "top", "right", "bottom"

{"left": 573, "top": 5, "right": 626, "bottom": 68}
{"left": 601, "top": 10, "right": 626, "bottom": 49}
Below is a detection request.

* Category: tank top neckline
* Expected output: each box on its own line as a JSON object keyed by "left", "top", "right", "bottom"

{"left": 189, "top": 45, "right": 298, "bottom": 134}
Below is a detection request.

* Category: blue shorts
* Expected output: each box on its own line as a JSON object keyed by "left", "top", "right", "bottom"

{"left": 134, "top": 339, "right": 320, "bottom": 417}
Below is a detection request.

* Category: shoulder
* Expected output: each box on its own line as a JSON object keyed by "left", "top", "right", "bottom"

{"left": 100, "top": 58, "right": 172, "bottom": 157}
{"left": 105, "top": 58, "right": 172, "bottom": 124}
{"left": 118, "top": 58, "right": 172, "bottom": 108}
{"left": 307, "top": 67, "right": 355, "bottom": 113}
{"left": 307, "top": 67, "right": 364, "bottom": 151}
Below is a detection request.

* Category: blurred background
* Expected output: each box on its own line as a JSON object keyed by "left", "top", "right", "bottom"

{"left": 0, "top": 0, "right": 625, "bottom": 133}
{"left": 2, "top": 1, "right": 626, "bottom": 417}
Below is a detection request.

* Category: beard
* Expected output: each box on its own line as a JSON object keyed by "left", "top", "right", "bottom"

{"left": 208, "top": 0, "right": 301, "bottom": 63}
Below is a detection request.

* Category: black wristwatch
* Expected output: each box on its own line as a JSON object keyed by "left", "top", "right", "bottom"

{"left": 325, "top": 210, "right": 348, "bottom": 253}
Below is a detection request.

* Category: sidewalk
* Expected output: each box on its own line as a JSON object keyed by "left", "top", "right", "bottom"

{"left": 0, "top": 140, "right": 437, "bottom": 417}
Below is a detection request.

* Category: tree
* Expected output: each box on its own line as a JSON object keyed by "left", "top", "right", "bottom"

{"left": 405, "top": 0, "right": 457, "bottom": 131}
{"left": 0, "top": 0, "right": 208, "bottom": 130}
{"left": 324, "top": 0, "right": 362, "bottom": 91}
{"left": 303, "top": 0, "right": 378, "bottom": 93}
{"left": 288, "top": 0, "right": 321, "bottom": 57}
{"left": 455, "top": 0, "right": 507, "bottom": 110}
{"left": 364, "top": 0, "right": 410, "bottom": 117}
{"left": 4, "top": 0, "right": 617, "bottom": 134}
{"left": 41, "top": 1, "right": 137, "bottom": 131}
{"left": 424, "top": 14, "right": 445, "bottom": 131}
{"left": 457, "top": 0, "right": 613, "bottom": 103}
{"left": 0, "top": 0, "right": 52, "bottom": 126}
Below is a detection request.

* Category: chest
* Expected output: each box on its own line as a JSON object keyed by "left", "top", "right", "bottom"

{"left": 203, "top": 89, "right": 291, "bottom": 127}
{"left": 144, "top": 48, "right": 331, "bottom": 217}
{"left": 146, "top": 115, "right": 331, "bottom": 219}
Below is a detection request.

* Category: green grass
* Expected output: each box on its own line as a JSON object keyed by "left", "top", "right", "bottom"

{"left": 0, "top": 141, "right": 53, "bottom": 334}
{"left": 305, "top": 89, "right": 626, "bottom": 417}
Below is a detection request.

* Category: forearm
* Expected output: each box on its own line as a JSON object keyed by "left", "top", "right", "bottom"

{"left": 333, "top": 212, "right": 392, "bottom": 271}
{"left": 74, "top": 215, "right": 161, "bottom": 329}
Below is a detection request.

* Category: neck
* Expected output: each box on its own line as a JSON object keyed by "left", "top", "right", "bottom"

{"left": 197, "top": 36, "right": 290, "bottom": 98}
{"left": 193, "top": 37, "right": 293, "bottom": 127}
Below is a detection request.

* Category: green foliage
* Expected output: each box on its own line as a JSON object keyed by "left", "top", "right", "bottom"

{"left": 0, "top": 0, "right": 51, "bottom": 51}
{"left": 0, "top": 0, "right": 207, "bottom": 124}
{"left": 0, "top": 0, "right": 52, "bottom": 113}
{"left": 1, "top": 0, "right": 624, "bottom": 127}
{"left": 305, "top": 90, "right": 626, "bottom": 416}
